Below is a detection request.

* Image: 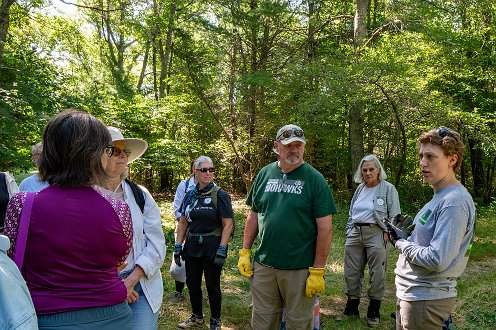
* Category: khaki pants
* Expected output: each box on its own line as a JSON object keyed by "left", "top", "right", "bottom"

{"left": 344, "top": 224, "right": 387, "bottom": 300}
{"left": 251, "top": 262, "right": 315, "bottom": 330}
{"left": 396, "top": 297, "right": 455, "bottom": 330}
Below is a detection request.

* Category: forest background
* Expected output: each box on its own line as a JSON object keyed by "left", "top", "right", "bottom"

{"left": 1, "top": 0, "right": 495, "bottom": 206}
{"left": 1, "top": 0, "right": 496, "bottom": 328}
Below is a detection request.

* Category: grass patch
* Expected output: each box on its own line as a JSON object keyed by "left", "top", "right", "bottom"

{"left": 154, "top": 195, "right": 495, "bottom": 329}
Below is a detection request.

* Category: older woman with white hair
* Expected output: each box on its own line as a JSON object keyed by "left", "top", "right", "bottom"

{"left": 97, "top": 127, "right": 166, "bottom": 330}
{"left": 174, "top": 156, "right": 234, "bottom": 330}
{"left": 343, "top": 154, "right": 401, "bottom": 327}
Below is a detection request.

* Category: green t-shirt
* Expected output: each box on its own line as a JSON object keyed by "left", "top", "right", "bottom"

{"left": 246, "top": 162, "right": 337, "bottom": 269}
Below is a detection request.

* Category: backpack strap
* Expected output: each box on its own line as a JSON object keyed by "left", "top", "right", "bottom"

{"left": 0, "top": 172, "right": 8, "bottom": 230}
{"left": 14, "top": 192, "right": 35, "bottom": 270}
{"left": 0, "top": 172, "right": 6, "bottom": 190}
{"left": 210, "top": 185, "right": 220, "bottom": 210}
{"left": 125, "top": 179, "right": 145, "bottom": 214}
{"left": 184, "top": 177, "right": 191, "bottom": 194}
{"left": 209, "top": 186, "right": 234, "bottom": 239}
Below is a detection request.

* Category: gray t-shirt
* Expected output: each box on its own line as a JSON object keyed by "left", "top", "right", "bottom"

{"left": 351, "top": 185, "right": 378, "bottom": 223}
{"left": 394, "top": 184, "right": 476, "bottom": 301}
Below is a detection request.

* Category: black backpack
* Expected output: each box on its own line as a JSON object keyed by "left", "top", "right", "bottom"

{"left": 182, "top": 185, "right": 234, "bottom": 239}
{"left": 126, "top": 179, "right": 145, "bottom": 213}
{"left": 0, "top": 172, "right": 8, "bottom": 230}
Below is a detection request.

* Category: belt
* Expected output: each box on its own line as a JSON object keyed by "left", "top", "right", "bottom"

{"left": 354, "top": 223, "right": 373, "bottom": 227}
{"left": 187, "top": 227, "right": 222, "bottom": 244}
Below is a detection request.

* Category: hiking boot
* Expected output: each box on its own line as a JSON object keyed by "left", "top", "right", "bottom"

{"left": 367, "top": 316, "right": 380, "bottom": 327}
{"left": 367, "top": 299, "right": 381, "bottom": 327}
{"left": 170, "top": 291, "right": 185, "bottom": 304}
{"left": 177, "top": 314, "right": 205, "bottom": 328}
{"left": 210, "top": 317, "right": 221, "bottom": 330}
{"left": 343, "top": 298, "right": 360, "bottom": 317}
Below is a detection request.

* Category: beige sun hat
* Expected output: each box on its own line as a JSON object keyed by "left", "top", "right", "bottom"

{"left": 107, "top": 127, "right": 148, "bottom": 164}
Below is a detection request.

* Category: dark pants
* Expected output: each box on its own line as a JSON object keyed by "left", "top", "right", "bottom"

{"left": 175, "top": 281, "right": 185, "bottom": 293}
{"left": 185, "top": 255, "right": 222, "bottom": 319}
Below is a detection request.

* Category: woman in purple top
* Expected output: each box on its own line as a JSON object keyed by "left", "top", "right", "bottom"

{"left": 4, "top": 109, "right": 133, "bottom": 329}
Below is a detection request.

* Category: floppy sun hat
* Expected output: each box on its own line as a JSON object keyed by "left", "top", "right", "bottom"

{"left": 107, "top": 126, "right": 148, "bottom": 164}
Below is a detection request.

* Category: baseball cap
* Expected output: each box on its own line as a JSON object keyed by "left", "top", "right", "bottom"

{"left": 275, "top": 124, "right": 306, "bottom": 145}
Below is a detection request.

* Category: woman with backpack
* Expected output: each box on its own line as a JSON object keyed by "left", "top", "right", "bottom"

{"left": 174, "top": 156, "right": 234, "bottom": 330}
{"left": 4, "top": 110, "right": 133, "bottom": 329}
{"left": 96, "top": 126, "right": 165, "bottom": 330}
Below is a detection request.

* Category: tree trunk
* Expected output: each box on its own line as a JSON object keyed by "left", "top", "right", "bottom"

{"left": 0, "top": 0, "right": 16, "bottom": 66}
{"left": 354, "top": 0, "right": 369, "bottom": 47}
{"left": 137, "top": 39, "right": 150, "bottom": 91}
{"left": 306, "top": 0, "right": 316, "bottom": 61}
{"left": 159, "top": 0, "right": 176, "bottom": 98}
{"left": 160, "top": 167, "right": 173, "bottom": 191}
{"left": 373, "top": 81, "right": 406, "bottom": 186}
{"left": 349, "top": 0, "right": 369, "bottom": 183}
{"left": 468, "top": 138, "right": 484, "bottom": 198}
{"left": 349, "top": 103, "right": 364, "bottom": 180}
{"left": 152, "top": 37, "right": 158, "bottom": 101}
{"left": 484, "top": 157, "right": 495, "bottom": 204}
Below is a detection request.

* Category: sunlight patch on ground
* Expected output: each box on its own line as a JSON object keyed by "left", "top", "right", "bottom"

{"left": 328, "top": 261, "right": 344, "bottom": 274}
{"left": 221, "top": 285, "right": 246, "bottom": 295}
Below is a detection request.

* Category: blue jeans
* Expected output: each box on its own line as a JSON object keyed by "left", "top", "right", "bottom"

{"left": 129, "top": 282, "right": 159, "bottom": 330}
{"left": 38, "top": 301, "right": 132, "bottom": 330}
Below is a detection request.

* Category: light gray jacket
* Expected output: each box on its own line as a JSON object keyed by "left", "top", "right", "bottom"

{"left": 122, "top": 182, "right": 166, "bottom": 313}
{"left": 346, "top": 180, "right": 401, "bottom": 235}
{"left": 0, "top": 235, "right": 38, "bottom": 330}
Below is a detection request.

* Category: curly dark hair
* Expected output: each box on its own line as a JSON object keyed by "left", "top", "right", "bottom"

{"left": 417, "top": 127, "right": 465, "bottom": 171}
{"left": 38, "top": 109, "right": 111, "bottom": 186}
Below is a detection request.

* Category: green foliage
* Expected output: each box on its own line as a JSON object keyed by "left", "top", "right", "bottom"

{"left": 2, "top": 0, "right": 496, "bottom": 200}
{"left": 0, "top": 12, "right": 62, "bottom": 170}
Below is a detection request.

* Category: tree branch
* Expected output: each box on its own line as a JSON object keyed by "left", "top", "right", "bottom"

{"left": 278, "top": 14, "right": 354, "bottom": 70}
{"left": 59, "top": 0, "right": 124, "bottom": 12}
{"left": 363, "top": 19, "right": 403, "bottom": 48}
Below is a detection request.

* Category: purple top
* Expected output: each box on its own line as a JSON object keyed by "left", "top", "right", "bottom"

{"left": 4, "top": 186, "right": 133, "bottom": 315}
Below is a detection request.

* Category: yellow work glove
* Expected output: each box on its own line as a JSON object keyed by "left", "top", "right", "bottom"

{"left": 305, "top": 267, "right": 325, "bottom": 297}
{"left": 238, "top": 248, "right": 253, "bottom": 277}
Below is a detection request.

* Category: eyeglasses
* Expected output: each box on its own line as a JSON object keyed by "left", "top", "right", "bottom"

{"left": 277, "top": 128, "right": 304, "bottom": 140}
{"left": 105, "top": 145, "right": 114, "bottom": 157}
{"left": 196, "top": 167, "right": 215, "bottom": 173}
{"left": 437, "top": 127, "right": 454, "bottom": 138}
{"left": 104, "top": 145, "right": 131, "bottom": 157}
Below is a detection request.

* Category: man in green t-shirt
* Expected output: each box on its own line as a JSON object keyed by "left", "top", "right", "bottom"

{"left": 238, "top": 124, "right": 337, "bottom": 330}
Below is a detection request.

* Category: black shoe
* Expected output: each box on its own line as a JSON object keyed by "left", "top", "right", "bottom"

{"left": 170, "top": 291, "right": 185, "bottom": 304}
{"left": 343, "top": 298, "right": 360, "bottom": 317}
{"left": 367, "top": 299, "right": 381, "bottom": 327}
{"left": 177, "top": 314, "right": 205, "bottom": 328}
{"left": 210, "top": 317, "right": 221, "bottom": 330}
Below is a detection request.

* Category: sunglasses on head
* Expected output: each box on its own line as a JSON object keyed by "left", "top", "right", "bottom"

{"left": 196, "top": 167, "right": 215, "bottom": 173}
{"left": 277, "top": 128, "right": 304, "bottom": 140}
{"left": 105, "top": 145, "right": 131, "bottom": 157}
{"left": 437, "top": 127, "right": 454, "bottom": 138}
